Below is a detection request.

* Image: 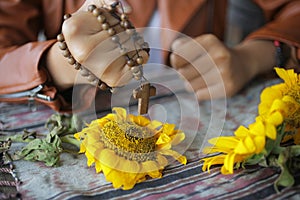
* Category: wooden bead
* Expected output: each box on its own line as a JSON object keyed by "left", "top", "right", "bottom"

{"left": 74, "top": 62, "right": 81, "bottom": 70}
{"left": 136, "top": 57, "right": 144, "bottom": 65}
{"left": 68, "top": 57, "right": 76, "bottom": 65}
{"left": 99, "top": 83, "right": 108, "bottom": 90}
{"left": 58, "top": 42, "right": 67, "bottom": 50}
{"left": 102, "top": 23, "right": 109, "bottom": 30}
{"left": 87, "top": 74, "right": 97, "bottom": 82}
{"left": 126, "top": 28, "right": 135, "bottom": 35}
{"left": 92, "top": 8, "right": 102, "bottom": 17}
{"left": 131, "top": 66, "right": 140, "bottom": 73}
{"left": 108, "top": 28, "right": 116, "bottom": 36}
{"left": 62, "top": 49, "right": 71, "bottom": 57}
{"left": 64, "top": 14, "right": 71, "bottom": 20}
{"left": 97, "top": 15, "right": 106, "bottom": 23}
{"left": 88, "top": 4, "right": 97, "bottom": 12}
{"left": 57, "top": 34, "right": 64, "bottom": 42}
{"left": 127, "top": 59, "right": 135, "bottom": 67}
{"left": 123, "top": 20, "right": 130, "bottom": 29}
{"left": 80, "top": 68, "right": 90, "bottom": 76}
{"left": 111, "top": 35, "right": 120, "bottom": 43}
{"left": 121, "top": 14, "right": 127, "bottom": 21}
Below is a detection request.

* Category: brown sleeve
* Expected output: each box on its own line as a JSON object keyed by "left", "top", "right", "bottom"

{"left": 247, "top": 0, "right": 300, "bottom": 66}
{"left": 0, "top": 0, "right": 87, "bottom": 112}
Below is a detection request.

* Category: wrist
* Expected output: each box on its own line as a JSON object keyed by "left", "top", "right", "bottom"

{"left": 46, "top": 42, "right": 83, "bottom": 91}
{"left": 232, "top": 40, "right": 276, "bottom": 78}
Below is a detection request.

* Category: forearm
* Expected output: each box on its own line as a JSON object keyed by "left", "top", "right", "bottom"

{"left": 46, "top": 42, "right": 89, "bottom": 91}
{"left": 232, "top": 39, "right": 277, "bottom": 79}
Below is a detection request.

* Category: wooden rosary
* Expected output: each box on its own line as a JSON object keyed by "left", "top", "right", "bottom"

{"left": 57, "top": 2, "right": 156, "bottom": 115}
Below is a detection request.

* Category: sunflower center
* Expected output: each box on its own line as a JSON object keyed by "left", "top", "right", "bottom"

{"left": 100, "top": 120, "right": 157, "bottom": 162}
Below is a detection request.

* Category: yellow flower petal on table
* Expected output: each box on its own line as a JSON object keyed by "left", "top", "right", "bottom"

{"left": 74, "top": 107, "right": 186, "bottom": 190}
{"left": 223, "top": 152, "right": 236, "bottom": 174}
{"left": 253, "top": 135, "right": 265, "bottom": 154}
{"left": 275, "top": 67, "right": 298, "bottom": 87}
{"left": 249, "top": 120, "right": 265, "bottom": 136}
{"left": 202, "top": 154, "right": 226, "bottom": 173}
{"left": 129, "top": 114, "right": 150, "bottom": 127}
{"left": 234, "top": 136, "right": 256, "bottom": 155}
{"left": 266, "top": 111, "right": 284, "bottom": 127}
{"left": 142, "top": 160, "right": 162, "bottom": 178}
{"left": 265, "top": 122, "right": 277, "bottom": 140}
{"left": 208, "top": 136, "right": 239, "bottom": 148}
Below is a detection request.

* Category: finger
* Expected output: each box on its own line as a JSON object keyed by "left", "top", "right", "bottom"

{"left": 171, "top": 37, "right": 206, "bottom": 69}
{"left": 177, "top": 54, "right": 216, "bottom": 81}
{"left": 187, "top": 67, "right": 222, "bottom": 92}
{"left": 195, "top": 83, "right": 227, "bottom": 101}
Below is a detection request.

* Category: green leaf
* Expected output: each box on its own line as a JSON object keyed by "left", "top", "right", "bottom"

{"left": 15, "top": 135, "right": 63, "bottom": 167}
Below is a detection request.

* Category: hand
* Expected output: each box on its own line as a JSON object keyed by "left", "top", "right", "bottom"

{"left": 170, "top": 34, "right": 275, "bottom": 100}
{"left": 47, "top": 1, "right": 148, "bottom": 90}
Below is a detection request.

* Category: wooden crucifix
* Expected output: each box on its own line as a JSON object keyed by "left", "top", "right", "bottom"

{"left": 133, "top": 82, "right": 156, "bottom": 115}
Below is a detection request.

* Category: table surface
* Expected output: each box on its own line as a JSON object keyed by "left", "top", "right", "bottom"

{"left": 1, "top": 65, "right": 300, "bottom": 200}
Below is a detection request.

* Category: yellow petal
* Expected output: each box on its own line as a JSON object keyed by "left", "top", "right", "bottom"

{"left": 267, "top": 111, "right": 283, "bottom": 126}
{"left": 156, "top": 154, "right": 168, "bottom": 168}
{"left": 249, "top": 120, "right": 265, "bottom": 136}
{"left": 160, "top": 149, "right": 187, "bottom": 165}
{"left": 141, "top": 161, "right": 162, "bottom": 178}
{"left": 162, "top": 124, "right": 176, "bottom": 136}
{"left": 156, "top": 133, "right": 171, "bottom": 145}
{"left": 170, "top": 132, "right": 185, "bottom": 146}
{"left": 275, "top": 67, "right": 297, "bottom": 87}
{"left": 202, "top": 154, "right": 226, "bottom": 173}
{"left": 94, "top": 160, "right": 102, "bottom": 173}
{"left": 129, "top": 115, "right": 150, "bottom": 126}
{"left": 147, "top": 120, "right": 162, "bottom": 130}
{"left": 99, "top": 149, "right": 119, "bottom": 169}
{"left": 253, "top": 136, "right": 265, "bottom": 153}
{"left": 265, "top": 123, "right": 277, "bottom": 140}
{"left": 234, "top": 126, "right": 250, "bottom": 138}
{"left": 223, "top": 152, "right": 236, "bottom": 174}
{"left": 113, "top": 107, "right": 127, "bottom": 120}
{"left": 208, "top": 137, "right": 239, "bottom": 149}
{"left": 85, "top": 150, "right": 95, "bottom": 167}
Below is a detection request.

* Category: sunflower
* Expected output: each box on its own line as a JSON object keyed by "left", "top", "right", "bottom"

{"left": 74, "top": 107, "right": 186, "bottom": 190}
{"left": 202, "top": 67, "right": 300, "bottom": 174}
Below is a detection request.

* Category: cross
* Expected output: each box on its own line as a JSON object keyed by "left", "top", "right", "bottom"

{"left": 133, "top": 82, "right": 156, "bottom": 115}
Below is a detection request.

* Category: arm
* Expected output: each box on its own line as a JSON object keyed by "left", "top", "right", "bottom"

{"left": 170, "top": 0, "right": 300, "bottom": 100}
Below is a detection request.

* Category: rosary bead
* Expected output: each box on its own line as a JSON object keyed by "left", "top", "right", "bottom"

{"left": 123, "top": 20, "right": 130, "bottom": 29}
{"left": 102, "top": 23, "right": 109, "bottom": 30}
{"left": 80, "top": 68, "right": 90, "bottom": 77}
{"left": 87, "top": 74, "right": 97, "bottom": 82}
{"left": 74, "top": 62, "right": 81, "bottom": 70}
{"left": 97, "top": 15, "right": 106, "bottom": 23}
{"left": 99, "top": 82, "right": 108, "bottom": 90}
{"left": 111, "top": 35, "right": 120, "bottom": 43}
{"left": 120, "top": 14, "right": 127, "bottom": 21}
{"left": 63, "top": 14, "right": 72, "bottom": 20}
{"left": 126, "top": 28, "right": 135, "bottom": 35}
{"left": 108, "top": 28, "right": 116, "bottom": 36}
{"left": 68, "top": 57, "right": 76, "bottom": 65}
{"left": 62, "top": 49, "right": 71, "bottom": 57}
{"left": 131, "top": 66, "right": 140, "bottom": 73}
{"left": 92, "top": 8, "right": 102, "bottom": 17}
{"left": 127, "top": 59, "right": 135, "bottom": 67}
{"left": 58, "top": 42, "right": 67, "bottom": 50}
{"left": 136, "top": 57, "right": 144, "bottom": 65}
{"left": 57, "top": 34, "right": 64, "bottom": 42}
{"left": 88, "top": 4, "right": 97, "bottom": 12}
